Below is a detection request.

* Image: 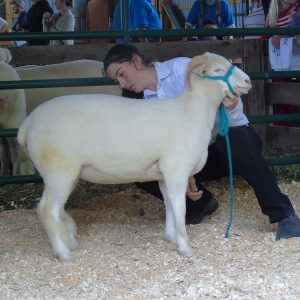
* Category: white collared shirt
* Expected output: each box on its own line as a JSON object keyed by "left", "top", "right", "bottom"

{"left": 143, "top": 57, "right": 249, "bottom": 138}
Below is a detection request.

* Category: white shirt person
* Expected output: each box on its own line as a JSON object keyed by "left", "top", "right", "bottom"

{"left": 43, "top": 0, "right": 75, "bottom": 45}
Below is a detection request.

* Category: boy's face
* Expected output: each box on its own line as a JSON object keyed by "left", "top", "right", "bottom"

{"left": 106, "top": 59, "right": 146, "bottom": 93}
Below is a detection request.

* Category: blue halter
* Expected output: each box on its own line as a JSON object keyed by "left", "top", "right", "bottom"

{"left": 201, "top": 64, "right": 236, "bottom": 94}
{"left": 193, "top": 64, "right": 236, "bottom": 238}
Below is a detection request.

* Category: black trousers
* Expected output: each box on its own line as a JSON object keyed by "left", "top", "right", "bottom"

{"left": 136, "top": 126, "right": 295, "bottom": 223}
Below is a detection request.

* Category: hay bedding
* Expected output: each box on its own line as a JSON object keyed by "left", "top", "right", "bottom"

{"left": 0, "top": 179, "right": 300, "bottom": 299}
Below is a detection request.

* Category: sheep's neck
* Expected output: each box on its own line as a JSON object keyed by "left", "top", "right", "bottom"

{"left": 185, "top": 82, "right": 224, "bottom": 131}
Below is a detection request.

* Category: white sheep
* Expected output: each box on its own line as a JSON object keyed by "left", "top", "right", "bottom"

{"left": 0, "top": 47, "right": 12, "bottom": 64}
{"left": 0, "top": 58, "right": 121, "bottom": 175}
{"left": 17, "top": 53, "right": 251, "bottom": 260}
{"left": 0, "top": 61, "right": 34, "bottom": 176}
{"left": 15, "top": 60, "right": 121, "bottom": 114}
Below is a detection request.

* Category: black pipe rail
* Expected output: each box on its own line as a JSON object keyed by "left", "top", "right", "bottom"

{"left": 1, "top": 27, "right": 300, "bottom": 41}
{"left": 1, "top": 70, "right": 300, "bottom": 90}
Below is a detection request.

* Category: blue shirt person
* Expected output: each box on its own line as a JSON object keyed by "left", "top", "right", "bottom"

{"left": 12, "top": 0, "right": 28, "bottom": 32}
{"left": 112, "top": 0, "right": 162, "bottom": 42}
{"left": 185, "top": 0, "right": 235, "bottom": 39}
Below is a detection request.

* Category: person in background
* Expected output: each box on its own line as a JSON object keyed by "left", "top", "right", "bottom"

{"left": 243, "top": 0, "right": 266, "bottom": 39}
{"left": 112, "top": 0, "right": 162, "bottom": 42}
{"left": 43, "top": 0, "right": 75, "bottom": 45}
{"left": 185, "top": 0, "right": 235, "bottom": 40}
{"left": 12, "top": 0, "right": 27, "bottom": 32}
{"left": 202, "top": 20, "right": 218, "bottom": 40}
{"left": 0, "top": 16, "right": 8, "bottom": 32}
{"left": 103, "top": 43, "right": 300, "bottom": 240}
{"left": 262, "top": 0, "right": 272, "bottom": 17}
{"left": 23, "top": 0, "right": 53, "bottom": 45}
{"left": 266, "top": 0, "right": 300, "bottom": 126}
{"left": 288, "top": 4, "right": 300, "bottom": 62}
{"left": 266, "top": 0, "right": 300, "bottom": 47}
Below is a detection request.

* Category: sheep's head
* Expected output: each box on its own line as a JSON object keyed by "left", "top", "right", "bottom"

{"left": 185, "top": 53, "right": 252, "bottom": 96}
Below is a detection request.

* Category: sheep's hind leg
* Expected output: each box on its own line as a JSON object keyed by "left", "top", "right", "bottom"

{"left": 38, "top": 176, "right": 78, "bottom": 261}
{"left": 164, "top": 176, "right": 193, "bottom": 257}
{"left": 159, "top": 180, "right": 177, "bottom": 245}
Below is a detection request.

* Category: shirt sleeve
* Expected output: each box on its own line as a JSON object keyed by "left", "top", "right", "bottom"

{"left": 132, "top": 0, "right": 148, "bottom": 28}
{"left": 186, "top": 1, "right": 199, "bottom": 27}
{"left": 222, "top": 1, "right": 235, "bottom": 28}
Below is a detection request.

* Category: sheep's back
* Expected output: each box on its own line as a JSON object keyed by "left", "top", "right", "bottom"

{"left": 27, "top": 94, "right": 199, "bottom": 169}
{"left": 16, "top": 60, "right": 122, "bottom": 114}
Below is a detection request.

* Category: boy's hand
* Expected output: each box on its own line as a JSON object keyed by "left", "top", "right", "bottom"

{"left": 223, "top": 89, "right": 241, "bottom": 110}
{"left": 187, "top": 176, "right": 203, "bottom": 201}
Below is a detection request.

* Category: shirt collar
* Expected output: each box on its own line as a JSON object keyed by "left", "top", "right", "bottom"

{"left": 143, "top": 61, "right": 173, "bottom": 98}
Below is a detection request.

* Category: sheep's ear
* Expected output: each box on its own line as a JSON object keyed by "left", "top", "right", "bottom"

{"left": 185, "top": 55, "right": 208, "bottom": 89}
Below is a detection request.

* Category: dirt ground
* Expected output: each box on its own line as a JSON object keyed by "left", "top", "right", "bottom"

{"left": 0, "top": 179, "right": 300, "bottom": 299}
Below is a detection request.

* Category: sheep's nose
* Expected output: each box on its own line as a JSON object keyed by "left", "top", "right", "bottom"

{"left": 245, "top": 79, "right": 251, "bottom": 84}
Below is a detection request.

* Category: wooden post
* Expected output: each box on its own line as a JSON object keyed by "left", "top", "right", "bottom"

{"left": 243, "top": 39, "right": 266, "bottom": 144}
{"left": 87, "top": 0, "right": 111, "bottom": 43}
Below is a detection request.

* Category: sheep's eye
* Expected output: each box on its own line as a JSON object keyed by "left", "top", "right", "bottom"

{"left": 214, "top": 68, "right": 225, "bottom": 73}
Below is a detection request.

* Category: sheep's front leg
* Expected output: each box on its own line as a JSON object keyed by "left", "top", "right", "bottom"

{"left": 163, "top": 176, "right": 193, "bottom": 257}
{"left": 159, "top": 181, "right": 177, "bottom": 245}
{"left": 38, "top": 177, "right": 78, "bottom": 261}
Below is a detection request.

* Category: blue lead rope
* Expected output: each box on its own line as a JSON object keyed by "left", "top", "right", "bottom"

{"left": 218, "top": 104, "right": 234, "bottom": 238}
{"left": 195, "top": 64, "right": 236, "bottom": 238}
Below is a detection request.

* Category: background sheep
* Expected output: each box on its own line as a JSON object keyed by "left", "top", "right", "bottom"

{"left": 15, "top": 60, "right": 121, "bottom": 114}
{"left": 0, "top": 61, "right": 33, "bottom": 176}
{"left": 0, "top": 56, "right": 121, "bottom": 175}
{"left": 17, "top": 53, "right": 252, "bottom": 261}
{"left": 0, "top": 47, "right": 12, "bottom": 64}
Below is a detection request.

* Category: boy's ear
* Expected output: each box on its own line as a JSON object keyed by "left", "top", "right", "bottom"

{"left": 132, "top": 54, "right": 143, "bottom": 69}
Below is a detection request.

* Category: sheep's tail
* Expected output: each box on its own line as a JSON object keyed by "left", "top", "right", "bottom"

{"left": 17, "top": 116, "right": 31, "bottom": 148}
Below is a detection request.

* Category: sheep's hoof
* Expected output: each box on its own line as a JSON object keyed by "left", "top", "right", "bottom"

{"left": 68, "top": 238, "right": 79, "bottom": 250}
{"left": 55, "top": 249, "right": 72, "bottom": 262}
{"left": 178, "top": 245, "right": 194, "bottom": 257}
{"left": 165, "top": 233, "right": 177, "bottom": 245}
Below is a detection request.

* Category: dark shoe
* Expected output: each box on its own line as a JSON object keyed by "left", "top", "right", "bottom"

{"left": 276, "top": 213, "right": 300, "bottom": 240}
{"left": 186, "top": 197, "right": 219, "bottom": 225}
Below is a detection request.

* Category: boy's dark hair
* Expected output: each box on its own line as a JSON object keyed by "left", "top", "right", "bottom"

{"left": 104, "top": 44, "right": 148, "bottom": 73}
